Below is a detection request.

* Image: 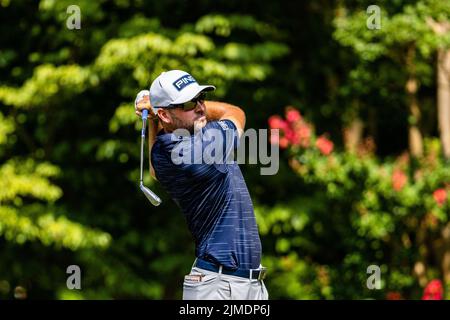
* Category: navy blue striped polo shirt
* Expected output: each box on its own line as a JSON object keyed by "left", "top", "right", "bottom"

{"left": 151, "top": 119, "right": 262, "bottom": 270}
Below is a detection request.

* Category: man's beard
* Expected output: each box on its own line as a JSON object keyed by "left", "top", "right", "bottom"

{"left": 168, "top": 111, "right": 203, "bottom": 134}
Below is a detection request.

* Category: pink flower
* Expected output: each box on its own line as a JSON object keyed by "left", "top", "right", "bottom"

{"left": 392, "top": 170, "right": 407, "bottom": 191}
{"left": 284, "top": 127, "right": 299, "bottom": 145}
{"left": 422, "top": 279, "right": 443, "bottom": 300}
{"left": 286, "top": 108, "right": 302, "bottom": 123}
{"left": 433, "top": 189, "right": 447, "bottom": 206}
{"left": 279, "top": 137, "right": 289, "bottom": 149}
{"left": 316, "top": 136, "right": 334, "bottom": 155}
{"left": 269, "top": 130, "right": 289, "bottom": 149}
{"left": 269, "top": 131, "right": 279, "bottom": 145}
{"left": 297, "top": 124, "right": 310, "bottom": 139}
{"left": 296, "top": 124, "right": 311, "bottom": 147}
{"left": 268, "top": 116, "right": 287, "bottom": 130}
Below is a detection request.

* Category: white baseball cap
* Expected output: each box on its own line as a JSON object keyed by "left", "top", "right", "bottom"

{"left": 149, "top": 70, "right": 215, "bottom": 108}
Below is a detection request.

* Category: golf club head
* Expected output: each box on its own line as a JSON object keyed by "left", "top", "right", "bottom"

{"left": 140, "top": 183, "right": 162, "bottom": 206}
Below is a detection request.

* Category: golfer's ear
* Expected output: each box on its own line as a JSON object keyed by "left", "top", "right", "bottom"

{"left": 157, "top": 109, "right": 171, "bottom": 124}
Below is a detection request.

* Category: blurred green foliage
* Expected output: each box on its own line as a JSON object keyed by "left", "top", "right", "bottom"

{"left": 0, "top": 0, "right": 449, "bottom": 299}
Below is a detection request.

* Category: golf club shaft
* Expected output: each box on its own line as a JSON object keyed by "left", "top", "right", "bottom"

{"left": 140, "top": 110, "right": 148, "bottom": 184}
{"left": 138, "top": 109, "right": 161, "bottom": 206}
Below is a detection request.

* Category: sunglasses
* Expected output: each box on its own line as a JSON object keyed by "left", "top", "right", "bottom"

{"left": 167, "top": 92, "right": 206, "bottom": 111}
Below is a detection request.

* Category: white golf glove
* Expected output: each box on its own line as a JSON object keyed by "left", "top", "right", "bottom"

{"left": 135, "top": 90, "right": 156, "bottom": 118}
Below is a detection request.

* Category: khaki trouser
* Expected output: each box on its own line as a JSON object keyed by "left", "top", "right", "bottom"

{"left": 182, "top": 266, "right": 269, "bottom": 300}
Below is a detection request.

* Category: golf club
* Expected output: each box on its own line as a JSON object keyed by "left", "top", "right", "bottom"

{"left": 138, "top": 95, "right": 162, "bottom": 206}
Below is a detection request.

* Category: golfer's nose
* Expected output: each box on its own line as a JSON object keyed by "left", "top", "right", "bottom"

{"left": 195, "top": 100, "right": 205, "bottom": 113}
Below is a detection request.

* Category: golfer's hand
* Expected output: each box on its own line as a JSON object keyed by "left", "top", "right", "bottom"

{"left": 135, "top": 90, "right": 157, "bottom": 119}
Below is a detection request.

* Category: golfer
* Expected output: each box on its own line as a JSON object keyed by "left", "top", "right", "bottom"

{"left": 135, "top": 70, "right": 268, "bottom": 300}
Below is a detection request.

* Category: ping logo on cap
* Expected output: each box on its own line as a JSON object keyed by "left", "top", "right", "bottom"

{"left": 173, "top": 75, "right": 197, "bottom": 91}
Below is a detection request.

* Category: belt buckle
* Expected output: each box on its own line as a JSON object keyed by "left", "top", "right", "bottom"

{"left": 258, "top": 267, "right": 267, "bottom": 280}
{"left": 250, "top": 267, "right": 267, "bottom": 280}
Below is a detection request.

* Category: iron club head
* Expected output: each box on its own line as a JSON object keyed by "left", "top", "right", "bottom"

{"left": 140, "top": 183, "right": 162, "bottom": 206}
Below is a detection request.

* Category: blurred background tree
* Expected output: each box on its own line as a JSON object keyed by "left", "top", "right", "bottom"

{"left": 0, "top": 0, "right": 449, "bottom": 299}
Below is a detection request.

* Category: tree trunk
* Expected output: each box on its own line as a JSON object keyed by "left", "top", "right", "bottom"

{"left": 405, "top": 44, "right": 423, "bottom": 157}
{"left": 344, "top": 118, "right": 363, "bottom": 153}
{"left": 414, "top": 219, "right": 429, "bottom": 287}
{"left": 432, "top": 222, "right": 450, "bottom": 285}
{"left": 437, "top": 49, "right": 450, "bottom": 160}
{"left": 440, "top": 223, "right": 450, "bottom": 284}
{"left": 426, "top": 18, "right": 450, "bottom": 160}
{"left": 407, "top": 82, "right": 424, "bottom": 157}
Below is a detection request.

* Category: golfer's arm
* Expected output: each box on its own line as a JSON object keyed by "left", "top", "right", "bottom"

{"left": 147, "top": 119, "right": 162, "bottom": 180}
{"left": 205, "top": 101, "right": 246, "bottom": 136}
